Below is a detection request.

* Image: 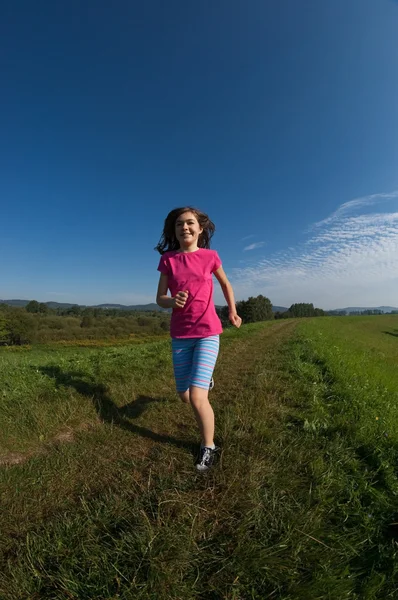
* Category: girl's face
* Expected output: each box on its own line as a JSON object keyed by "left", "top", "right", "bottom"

{"left": 175, "top": 211, "right": 203, "bottom": 248}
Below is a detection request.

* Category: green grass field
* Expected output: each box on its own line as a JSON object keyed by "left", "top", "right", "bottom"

{"left": 1, "top": 316, "right": 398, "bottom": 599}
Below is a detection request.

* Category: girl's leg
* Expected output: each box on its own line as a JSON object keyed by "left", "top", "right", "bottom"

{"left": 189, "top": 336, "right": 220, "bottom": 447}
{"left": 189, "top": 386, "right": 215, "bottom": 447}
{"left": 178, "top": 390, "right": 190, "bottom": 404}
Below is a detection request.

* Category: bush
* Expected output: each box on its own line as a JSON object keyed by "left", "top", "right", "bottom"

{"left": 6, "top": 309, "right": 37, "bottom": 345}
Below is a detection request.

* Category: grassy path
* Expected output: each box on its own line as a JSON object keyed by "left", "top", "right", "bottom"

{"left": 0, "top": 321, "right": 296, "bottom": 599}
{"left": 1, "top": 317, "right": 398, "bottom": 599}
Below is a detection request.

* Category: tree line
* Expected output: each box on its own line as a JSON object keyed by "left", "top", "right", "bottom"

{"left": 23, "top": 300, "right": 159, "bottom": 318}
{"left": 330, "top": 309, "right": 397, "bottom": 316}
{"left": 5, "top": 295, "right": 391, "bottom": 346}
{"left": 0, "top": 303, "right": 170, "bottom": 346}
{"left": 274, "top": 303, "right": 325, "bottom": 319}
{"left": 216, "top": 297, "right": 325, "bottom": 327}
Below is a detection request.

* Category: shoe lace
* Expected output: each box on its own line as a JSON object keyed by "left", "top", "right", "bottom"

{"left": 199, "top": 447, "right": 212, "bottom": 465}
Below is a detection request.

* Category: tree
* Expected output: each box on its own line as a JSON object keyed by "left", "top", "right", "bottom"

{"left": 282, "top": 303, "right": 325, "bottom": 318}
{"left": 6, "top": 309, "right": 36, "bottom": 345}
{"left": 81, "top": 316, "right": 94, "bottom": 328}
{"left": 236, "top": 295, "right": 274, "bottom": 324}
{"left": 0, "top": 313, "right": 10, "bottom": 345}
{"left": 274, "top": 310, "right": 290, "bottom": 320}
{"left": 216, "top": 305, "right": 230, "bottom": 328}
{"left": 220, "top": 295, "right": 273, "bottom": 325}
{"left": 26, "top": 300, "right": 40, "bottom": 313}
{"left": 137, "top": 316, "right": 152, "bottom": 327}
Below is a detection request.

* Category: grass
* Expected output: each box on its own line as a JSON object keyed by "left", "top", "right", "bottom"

{"left": 1, "top": 316, "right": 398, "bottom": 598}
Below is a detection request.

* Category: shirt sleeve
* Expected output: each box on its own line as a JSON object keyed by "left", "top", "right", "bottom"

{"left": 157, "top": 254, "right": 170, "bottom": 275}
{"left": 212, "top": 250, "right": 222, "bottom": 273}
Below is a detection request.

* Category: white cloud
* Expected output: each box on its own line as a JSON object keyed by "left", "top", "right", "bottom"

{"left": 311, "top": 190, "right": 398, "bottom": 229}
{"left": 224, "top": 192, "right": 398, "bottom": 310}
{"left": 243, "top": 241, "right": 266, "bottom": 251}
{"left": 240, "top": 234, "right": 256, "bottom": 242}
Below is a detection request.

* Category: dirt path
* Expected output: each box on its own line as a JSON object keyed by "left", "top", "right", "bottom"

{"left": 0, "top": 321, "right": 297, "bottom": 468}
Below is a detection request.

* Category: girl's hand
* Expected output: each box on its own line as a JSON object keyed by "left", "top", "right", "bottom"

{"left": 229, "top": 312, "right": 242, "bottom": 328}
{"left": 173, "top": 290, "right": 189, "bottom": 308}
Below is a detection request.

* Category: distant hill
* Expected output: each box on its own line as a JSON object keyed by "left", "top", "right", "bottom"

{"left": 0, "top": 299, "right": 32, "bottom": 307}
{"left": 43, "top": 302, "right": 81, "bottom": 309}
{"left": 0, "top": 300, "right": 166, "bottom": 312}
{"left": 332, "top": 306, "right": 398, "bottom": 314}
{"left": 1, "top": 300, "right": 396, "bottom": 314}
{"left": 272, "top": 306, "right": 288, "bottom": 313}
{"left": 1, "top": 299, "right": 290, "bottom": 313}
{"left": 94, "top": 303, "right": 165, "bottom": 312}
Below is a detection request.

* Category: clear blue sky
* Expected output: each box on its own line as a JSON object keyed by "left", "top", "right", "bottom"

{"left": 2, "top": 0, "right": 398, "bottom": 310}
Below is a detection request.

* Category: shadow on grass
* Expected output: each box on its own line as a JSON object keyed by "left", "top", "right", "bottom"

{"left": 39, "top": 365, "right": 196, "bottom": 455}
{"left": 382, "top": 330, "right": 398, "bottom": 337}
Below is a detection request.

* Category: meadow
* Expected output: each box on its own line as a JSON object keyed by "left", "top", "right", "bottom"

{"left": 1, "top": 315, "right": 398, "bottom": 599}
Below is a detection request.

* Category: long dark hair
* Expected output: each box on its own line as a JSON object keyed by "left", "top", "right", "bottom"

{"left": 155, "top": 207, "right": 215, "bottom": 254}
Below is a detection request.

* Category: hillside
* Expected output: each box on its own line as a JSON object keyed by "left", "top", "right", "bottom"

{"left": 332, "top": 306, "right": 398, "bottom": 313}
{"left": 0, "top": 300, "right": 166, "bottom": 312}
{"left": 2, "top": 299, "right": 397, "bottom": 314}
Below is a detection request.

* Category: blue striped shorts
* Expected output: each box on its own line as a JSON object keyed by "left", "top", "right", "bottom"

{"left": 171, "top": 335, "right": 220, "bottom": 392}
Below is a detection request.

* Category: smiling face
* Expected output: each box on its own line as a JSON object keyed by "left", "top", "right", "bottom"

{"left": 175, "top": 211, "right": 203, "bottom": 250}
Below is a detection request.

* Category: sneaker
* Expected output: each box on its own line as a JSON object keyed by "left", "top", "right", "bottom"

{"left": 209, "top": 377, "right": 214, "bottom": 391}
{"left": 195, "top": 445, "right": 220, "bottom": 472}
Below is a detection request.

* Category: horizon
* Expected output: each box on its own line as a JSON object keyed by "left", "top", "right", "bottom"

{"left": 2, "top": 0, "right": 398, "bottom": 310}
{"left": 1, "top": 298, "right": 398, "bottom": 314}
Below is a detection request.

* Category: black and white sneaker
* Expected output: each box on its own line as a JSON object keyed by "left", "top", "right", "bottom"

{"left": 195, "top": 446, "right": 220, "bottom": 472}
{"left": 209, "top": 377, "right": 214, "bottom": 391}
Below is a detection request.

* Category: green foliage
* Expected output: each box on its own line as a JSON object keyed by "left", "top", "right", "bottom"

{"left": 66, "top": 305, "right": 82, "bottom": 316}
{"left": 38, "top": 302, "right": 49, "bottom": 314}
{"left": 3, "top": 308, "right": 37, "bottom": 345}
{"left": 215, "top": 305, "right": 230, "bottom": 327}
{"left": 0, "top": 304, "right": 171, "bottom": 345}
{"left": 0, "top": 313, "right": 10, "bottom": 344}
{"left": 159, "top": 320, "right": 169, "bottom": 331}
{"left": 25, "top": 300, "right": 40, "bottom": 313}
{"left": 236, "top": 294, "right": 274, "bottom": 324}
{"left": 137, "top": 316, "right": 152, "bottom": 327}
{"left": 24, "top": 301, "right": 49, "bottom": 314}
{"left": 80, "top": 316, "right": 93, "bottom": 328}
{"left": 349, "top": 309, "right": 384, "bottom": 316}
{"left": 218, "top": 295, "right": 273, "bottom": 325}
{"left": 275, "top": 302, "right": 325, "bottom": 319}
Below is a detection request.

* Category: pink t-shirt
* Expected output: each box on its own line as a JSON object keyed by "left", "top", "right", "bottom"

{"left": 157, "top": 248, "right": 223, "bottom": 338}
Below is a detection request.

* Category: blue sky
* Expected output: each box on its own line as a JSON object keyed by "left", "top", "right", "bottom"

{"left": 1, "top": 0, "right": 398, "bottom": 310}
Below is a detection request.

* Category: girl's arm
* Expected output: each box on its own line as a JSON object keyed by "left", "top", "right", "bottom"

{"left": 213, "top": 267, "right": 242, "bottom": 328}
{"left": 156, "top": 273, "right": 188, "bottom": 309}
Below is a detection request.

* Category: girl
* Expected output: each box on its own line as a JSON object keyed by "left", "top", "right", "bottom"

{"left": 155, "top": 207, "right": 242, "bottom": 472}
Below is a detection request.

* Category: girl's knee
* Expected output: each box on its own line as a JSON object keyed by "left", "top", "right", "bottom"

{"left": 178, "top": 390, "right": 190, "bottom": 404}
{"left": 189, "top": 386, "right": 209, "bottom": 406}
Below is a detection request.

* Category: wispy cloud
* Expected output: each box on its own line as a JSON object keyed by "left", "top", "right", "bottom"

{"left": 311, "top": 190, "right": 398, "bottom": 229}
{"left": 243, "top": 241, "right": 266, "bottom": 251}
{"left": 226, "top": 191, "right": 398, "bottom": 310}
{"left": 240, "top": 234, "right": 256, "bottom": 242}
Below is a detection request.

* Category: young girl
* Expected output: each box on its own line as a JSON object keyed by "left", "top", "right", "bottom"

{"left": 155, "top": 206, "right": 242, "bottom": 472}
